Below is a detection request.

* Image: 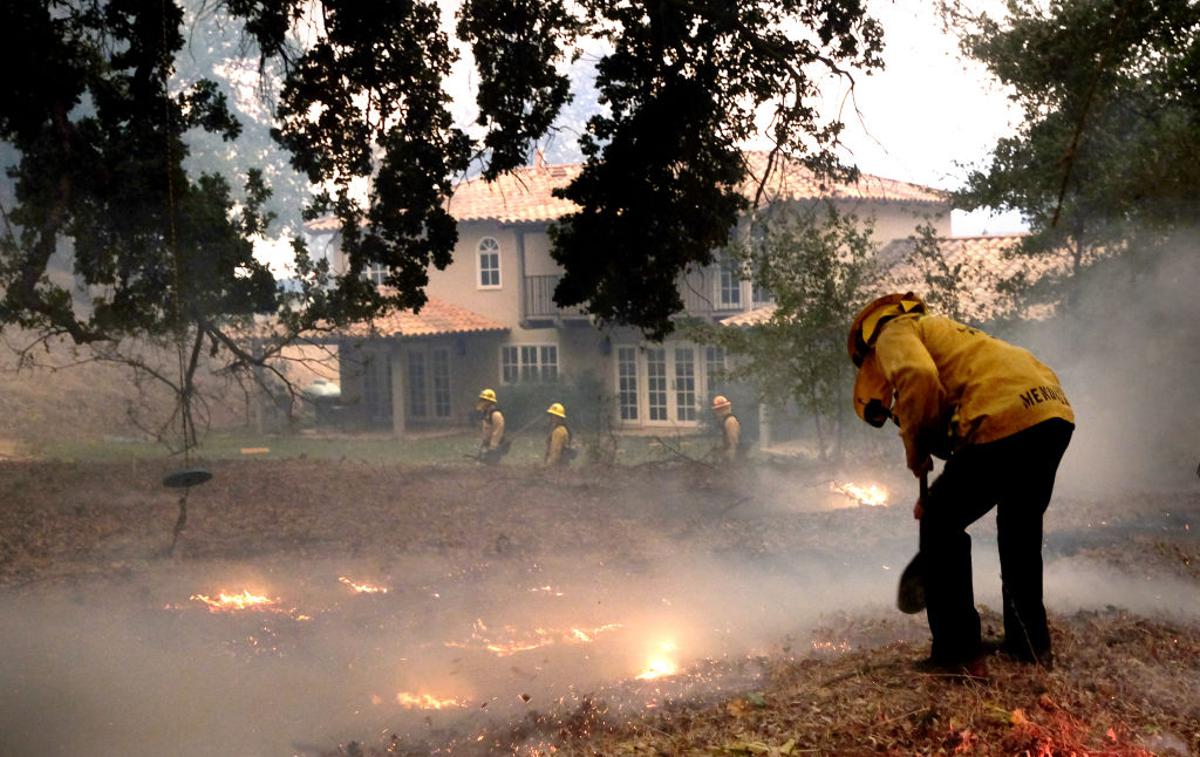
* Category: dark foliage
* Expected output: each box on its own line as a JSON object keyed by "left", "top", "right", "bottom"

{"left": 0, "top": 0, "right": 884, "bottom": 346}
{"left": 950, "top": 0, "right": 1200, "bottom": 278}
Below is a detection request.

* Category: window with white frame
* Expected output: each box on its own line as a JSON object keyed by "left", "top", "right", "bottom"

{"left": 500, "top": 344, "right": 558, "bottom": 384}
{"left": 674, "top": 346, "right": 697, "bottom": 421}
{"left": 431, "top": 348, "right": 451, "bottom": 418}
{"left": 361, "top": 351, "right": 392, "bottom": 424}
{"left": 477, "top": 237, "right": 501, "bottom": 288}
{"left": 407, "top": 350, "right": 428, "bottom": 418}
{"left": 615, "top": 343, "right": 711, "bottom": 425}
{"left": 501, "top": 346, "right": 519, "bottom": 384}
{"left": 645, "top": 347, "right": 668, "bottom": 421}
{"left": 718, "top": 256, "right": 742, "bottom": 308}
{"left": 705, "top": 345, "right": 727, "bottom": 389}
{"left": 363, "top": 262, "right": 388, "bottom": 286}
{"left": 539, "top": 345, "right": 558, "bottom": 382}
{"left": 617, "top": 347, "right": 638, "bottom": 421}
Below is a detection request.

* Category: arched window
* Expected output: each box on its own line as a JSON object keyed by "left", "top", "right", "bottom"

{"left": 477, "top": 237, "right": 501, "bottom": 288}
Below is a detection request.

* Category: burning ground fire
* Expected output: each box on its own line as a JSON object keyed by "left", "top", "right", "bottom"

{"left": 338, "top": 576, "right": 389, "bottom": 594}
{"left": 185, "top": 589, "right": 311, "bottom": 621}
{"left": 392, "top": 692, "right": 469, "bottom": 710}
{"left": 636, "top": 641, "right": 681, "bottom": 680}
{"left": 830, "top": 481, "right": 889, "bottom": 508}
{"left": 445, "top": 618, "right": 623, "bottom": 657}
{"left": 189, "top": 590, "right": 275, "bottom": 612}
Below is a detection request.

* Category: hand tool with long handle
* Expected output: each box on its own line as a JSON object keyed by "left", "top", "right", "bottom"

{"left": 897, "top": 471, "right": 928, "bottom": 614}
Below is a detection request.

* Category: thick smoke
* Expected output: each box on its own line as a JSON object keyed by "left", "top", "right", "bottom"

{"left": 1, "top": 239, "right": 1197, "bottom": 757}
{"left": 1, "top": 494, "right": 1195, "bottom": 757}
{"left": 1002, "top": 233, "right": 1200, "bottom": 493}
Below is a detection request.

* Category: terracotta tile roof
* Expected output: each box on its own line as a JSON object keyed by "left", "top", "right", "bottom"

{"left": 720, "top": 304, "right": 778, "bottom": 327}
{"left": 740, "top": 151, "right": 948, "bottom": 206}
{"left": 305, "top": 151, "right": 947, "bottom": 232}
{"left": 337, "top": 296, "right": 508, "bottom": 339}
{"left": 721, "top": 234, "right": 1070, "bottom": 327}
{"left": 878, "top": 233, "right": 1071, "bottom": 322}
{"left": 448, "top": 162, "right": 584, "bottom": 224}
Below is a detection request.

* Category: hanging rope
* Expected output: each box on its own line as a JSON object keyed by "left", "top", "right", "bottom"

{"left": 160, "top": 0, "right": 202, "bottom": 557}
{"left": 160, "top": 0, "right": 192, "bottom": 464}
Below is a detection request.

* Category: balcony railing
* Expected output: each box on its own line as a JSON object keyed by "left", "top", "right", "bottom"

{"left": 524, "top": 275, "right": 588, "bottom": 319}
{"left": 525, "top": 272, "right": 754, "bottom": 322}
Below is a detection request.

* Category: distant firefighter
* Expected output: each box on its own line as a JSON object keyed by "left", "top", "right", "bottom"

{"left": 710, "top": 395, "right": 741, "bottom": 463}
{"left": 476, "top": 388, "right": 507, "bottom": 464}
{"left": 849, "top": 293, "right": 1074, "bottom": 676}
{"left": 544, "top": 403, "right": 575, "bottom": 466}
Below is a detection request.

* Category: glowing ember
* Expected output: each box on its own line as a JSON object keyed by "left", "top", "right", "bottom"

{"left": 183, "top": 589, "right": 311, "bottom": 621}
{"left": 446, "top": 619, "right": 622, "bottom": 657}
{"left": 811, "top": 639, "right": 852, "bottom": 653}
{"left": 190, "top": 590, "right": 275, "bottom": 612}
{"left": 338, "top": 576, "right": 389, "bottom": 594}
{"left": 831, "top": 481, "right": 889, "bottom": 507}
{"left": 395, "top": 692, "right": 467, "bottom": 710}
{"left": 636, "top": 641, "right": 680, "bottom": 680}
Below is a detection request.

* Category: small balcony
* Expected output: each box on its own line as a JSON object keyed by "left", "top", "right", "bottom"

{"left": 524, "top": 272, "right": 764, "bottom": 323}
{"left": 678, "top": 273, "right": 745, "bottom": 318}
{"left": 523, "top": 275, "right": 588, "bottom": 320}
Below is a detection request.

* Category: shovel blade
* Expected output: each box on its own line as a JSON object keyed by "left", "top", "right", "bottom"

{"left": 897, "top": 552, "right": 926, "bottom": 614}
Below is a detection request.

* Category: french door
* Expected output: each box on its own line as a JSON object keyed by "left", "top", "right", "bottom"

{"left": 617, "top": 343, "right": 703, "bottom": 426}
{"left": 406, "top": 346, "right": 453, "bottom": 422}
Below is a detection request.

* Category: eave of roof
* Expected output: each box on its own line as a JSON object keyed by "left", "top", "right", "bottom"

{"left": 719, "top": 304, "right": 778, "bottom": 327}
{"left": 304, "top": 151, "right": 948, "bottom": 233}
{"left": 335, "top": 296, "right": 509, "bottom": 340}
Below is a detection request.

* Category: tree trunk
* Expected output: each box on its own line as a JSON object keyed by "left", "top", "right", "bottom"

{"left": 809, "top": 386, "right": 828, "bottom": 461}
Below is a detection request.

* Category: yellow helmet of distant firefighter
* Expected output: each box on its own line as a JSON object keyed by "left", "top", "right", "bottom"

{"left": 546, "top": 402, "right": 566, "bottom": 419}
{"left": 847, "top": 292, "right": 927, "bottom": 367}
{"left": 478, "top": 388, "right": 498, "bottom": 403}
{"left": 711, "top": 395, "right": 732, "bottom": 412}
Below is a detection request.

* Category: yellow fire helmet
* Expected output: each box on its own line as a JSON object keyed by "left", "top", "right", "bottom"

{"left": 852, "top": 351, "right": 894, "bottom": 428}
{"left": 711, "top": 395, "right": 732, "bottom": 411}
{"left": 478, "top": 388, "right": 498, "bottom": 403}
{"left": 546, "top": 402, "right": 566, "bottom": 418}
{"left": 847, "top": 292, "right": 927, "bottom": 367}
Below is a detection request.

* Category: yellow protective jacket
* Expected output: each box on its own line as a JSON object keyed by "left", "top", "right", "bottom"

{"left": 545, "top": 423, "right": 570, "bottom": 466}
{"left": 721, "top": 414, "right": 741, "bottom": 462}
{"left": 873, "top": 314, "right": 1074, "bottom": 473}
{"left": 480, "top": 407, "right": 505, "bottom": 449}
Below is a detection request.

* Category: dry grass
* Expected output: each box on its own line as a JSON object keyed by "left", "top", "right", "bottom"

{"left": 545, "top": 608, "right": 1199, "bottom": 756}
{"left": 2, "top": 460, "right": 1196, "bottom": 755}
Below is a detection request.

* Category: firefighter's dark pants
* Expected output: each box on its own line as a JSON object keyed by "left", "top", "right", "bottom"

{"left": 920, "top": 418, "right": 1074, "bottom": 665}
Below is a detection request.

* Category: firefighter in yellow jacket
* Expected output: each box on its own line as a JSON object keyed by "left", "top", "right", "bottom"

{"left": 476, "top": 388, "right": 506, "bottom": 464}
{"left": 544, "top": 403, "right": 573, "bottom": 466}
{"left": 711, "top": 395, "right": 741, "bottom": 463}
{"left": 849, "top": 293, "right": 1074, "bottom": 672}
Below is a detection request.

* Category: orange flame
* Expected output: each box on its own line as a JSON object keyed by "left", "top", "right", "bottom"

{"left": 636, "top": 641, "right": 680, "bottom": 680}
{"left": 190, "top": 590, "right": 274, "bottom": 612}
{"left": 395, "top": 691, "right": 468, "bottom": 710}
{"left": 831, "top": 481, "right": 889, "bottom": 507}
{"left": 447, "top": 619, "right": 622, "bottom": 657}
{"left": 338, "top": 576, "right": 389, "bottom": 594}
{"left": 185, "top": 589, "right": 310, "bottom": 621}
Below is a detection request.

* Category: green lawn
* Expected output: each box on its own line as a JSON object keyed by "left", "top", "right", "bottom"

{"left": 34, "top": 427, "right": 722, "bottom": 467}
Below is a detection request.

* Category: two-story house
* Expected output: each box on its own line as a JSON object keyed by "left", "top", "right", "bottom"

{"left": 305, "top": 151, "right": 951, "bottom": 436}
